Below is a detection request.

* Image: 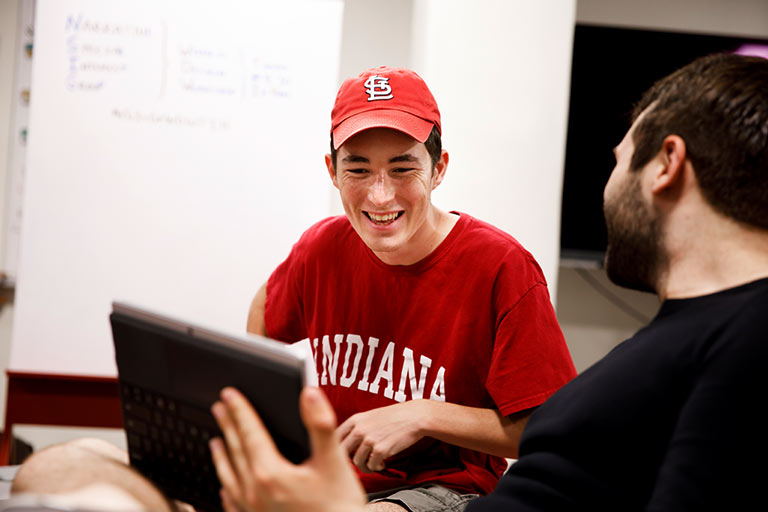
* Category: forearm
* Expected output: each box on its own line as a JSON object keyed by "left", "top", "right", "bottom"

{"left": 246, "top": 282, "right": 268, "bottom": 336}
{"left": 415, "top": 399, "right": 531, "bottom": 459}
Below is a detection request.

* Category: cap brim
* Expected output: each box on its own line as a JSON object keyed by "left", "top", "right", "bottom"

{"left": 332, "top": 109, "right": 434, "bottom": 149}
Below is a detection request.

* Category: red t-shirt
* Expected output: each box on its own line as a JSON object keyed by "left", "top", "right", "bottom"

{"left": 265, "top": 213, "right": 576, "bottom": 495}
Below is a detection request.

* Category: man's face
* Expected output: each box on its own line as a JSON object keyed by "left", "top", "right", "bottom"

{"left": 602, "top": 117, "right": 665, "bottom": 293}
{"left": 326, "top": 128, "right": 446, "bottom": 265}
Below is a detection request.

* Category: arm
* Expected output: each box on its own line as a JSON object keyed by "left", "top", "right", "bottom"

{"left": 338, "top": 400, "right": 532, "bottom": 473}
{"left": 246, "top": 282, "right": 268, "bottom": 336}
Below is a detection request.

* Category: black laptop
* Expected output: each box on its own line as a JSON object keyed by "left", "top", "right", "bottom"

{"left": 110, "top": 301, "right": 310, "bottom": 512}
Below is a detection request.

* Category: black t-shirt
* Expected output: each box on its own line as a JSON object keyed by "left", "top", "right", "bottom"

{"left": 470, "top": 278, "right": 768, "bottom": 511}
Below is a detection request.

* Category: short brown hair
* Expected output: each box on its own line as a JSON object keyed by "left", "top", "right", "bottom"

{"left": 329, "top": 125, "right": 442, "bottom": 171}
{"left": 630, "top": 53, "right": 768, "bottom": 229}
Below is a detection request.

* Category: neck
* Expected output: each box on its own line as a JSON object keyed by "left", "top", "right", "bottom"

{"left": 657, "top": 214, "right": 768, "bottom": 300}
{"left": 375, "top": 208, "right": 458, "bottom": 266}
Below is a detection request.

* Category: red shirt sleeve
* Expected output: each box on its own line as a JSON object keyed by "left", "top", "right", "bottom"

{"left": 487, "top": 276, "right": 577, "bottom": 416}
{"left": 264, "top": 238, "right": 308, "bottom": 342}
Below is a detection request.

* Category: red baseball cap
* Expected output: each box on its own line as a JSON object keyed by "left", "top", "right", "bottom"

{"left": 330, "top": 66, "right": 441, "bottom": 149}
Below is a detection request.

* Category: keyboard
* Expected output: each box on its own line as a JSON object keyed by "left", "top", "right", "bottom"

{"left": 120, "top": 382, "right": 222, "bottom": 511}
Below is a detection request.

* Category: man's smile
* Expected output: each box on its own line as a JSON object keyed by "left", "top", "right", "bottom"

{"left": 364, "top": 211, "right": 404, "bottom": 225}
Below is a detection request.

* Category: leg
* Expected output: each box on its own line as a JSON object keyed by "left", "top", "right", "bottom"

{"left": 11, "top": 437, "right": 173, "bottom": 512}
{"left": 368, "top": 502, "right": 409, "bottom": 511}
{"left": 367, "top": 485, "right": 478, "bottom": 512}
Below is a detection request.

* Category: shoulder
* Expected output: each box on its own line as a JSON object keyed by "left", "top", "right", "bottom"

{"left": 719, "top": 280, "right": 768, "bottom": 354}
{"left": 650, "top": 279, "right": 768, "bottom": 377}
{"left": 272, "top": 216, "right": 357, "bottom": 281}
{"left": 293, "top": 215, "right": 356, "bottom": 250}
{"left": 454, "top": 212, "right": 547, "bottom": 284}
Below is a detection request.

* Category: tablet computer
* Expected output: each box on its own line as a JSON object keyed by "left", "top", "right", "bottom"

{"left": 110, "top": 301, "right": 310, "bottom": 512}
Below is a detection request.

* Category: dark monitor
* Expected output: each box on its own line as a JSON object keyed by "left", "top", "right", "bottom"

{"left": 560, "top": 24, "right": 768, "bottom": 264}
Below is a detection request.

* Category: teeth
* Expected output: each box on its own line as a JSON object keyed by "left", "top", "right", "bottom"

{"left": 369, "top": 212, "right": 399, "bottom": 222}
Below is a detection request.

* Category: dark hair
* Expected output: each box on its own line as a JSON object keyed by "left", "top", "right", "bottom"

{"left": 329, "top": 125, "right": 442, "bottom": 171}
{"left": 629, "top": 53, "right": 768, "bottom": 229}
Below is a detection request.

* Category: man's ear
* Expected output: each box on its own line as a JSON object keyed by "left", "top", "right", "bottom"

{"left": 325, "top": 154, "right": 339, "bottom": 189}
{"left": 651, "top": 135, "right": 687, "bottom": 195}
{"left": 431, "top": 150, "right": 449, "bottom": 190}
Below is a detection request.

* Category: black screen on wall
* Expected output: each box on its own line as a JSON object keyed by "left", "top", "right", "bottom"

{"left": 560, "top": 24, "right": 768, "bottom": 264}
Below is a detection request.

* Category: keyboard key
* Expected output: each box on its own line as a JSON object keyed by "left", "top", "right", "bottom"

{"left": 125, "top": 418, "right": 148, "bottom": 436}
{"left": 127, "top": 432, "right": 142, "bottom": 448}
{"left": 124, "top": 402, "right": 152, "bottom": 422}
{"left": 129, "top": 448, "right": 144, "bottom": 462}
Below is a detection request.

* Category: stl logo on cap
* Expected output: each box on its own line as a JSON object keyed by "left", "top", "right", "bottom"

{"left": 330, "top": 66, "right": 440, "bottom": 149}
{"left": 364, "top": 75, "right": 394, "bottom": 102}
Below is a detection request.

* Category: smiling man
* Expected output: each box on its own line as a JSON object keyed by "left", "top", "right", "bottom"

{"left": 243, "top": 66, "right": 576, "bottom": 511}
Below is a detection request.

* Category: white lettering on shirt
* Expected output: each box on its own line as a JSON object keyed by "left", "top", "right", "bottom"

{"left": 312, "top": 337, "right": 320, "bottom": 371}
{"left": 429, "top": 366, "right": 446, "bottom": 402}
{"left": 320, "top": 334, "right": 343, "bottom": 385}
{"left": 394, "top": 348, "right": 432, "bottom": 402}
{"left": 339, "top": 334, "right": 364, "bottom": 388}
{"left": 312, "top": 334, "right": 446, "bottom": 403}
{"left": 357, "top": 336, "right": 379, "bottom": 392}
{"left": 369, "top": 341, "right": 395, "bottom": 399}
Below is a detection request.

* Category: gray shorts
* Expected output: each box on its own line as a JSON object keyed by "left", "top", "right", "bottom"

{"left": 368, "top": 484, "right": 479, "bottom": 512}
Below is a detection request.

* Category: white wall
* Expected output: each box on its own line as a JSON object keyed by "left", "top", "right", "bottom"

{"left": 0, "top": 0, "right": 19, "bottom": 261}
{"left": 329, "top": 0, "right": 415, "bottom": 215}
{"left": 0, "top": 0, "right": 20, "bottom": 455}
{"left": 0, "top": 0, "right": 19, "bottom": 264}
{"left": 412, "top": 0, "right": 576, "bottom": 295}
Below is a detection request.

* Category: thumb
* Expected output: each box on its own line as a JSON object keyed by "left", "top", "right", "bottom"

{"left": 299, "top": 386, "right": 342, "bottom": 462}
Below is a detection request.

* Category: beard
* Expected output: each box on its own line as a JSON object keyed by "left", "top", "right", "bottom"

{"left": 603, "top": 175, "right": 665, "bottom": 293}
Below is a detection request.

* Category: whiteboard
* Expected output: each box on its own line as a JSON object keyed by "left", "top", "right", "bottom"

{"left": 10, "top": 0, "right": 343, "bottom": 375}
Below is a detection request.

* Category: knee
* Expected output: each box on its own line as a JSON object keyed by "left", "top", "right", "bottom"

{"left": 65, "top": 437, "right": 129, "bottom": 463}
{"left": 12, "top": 437, "right": 124, "bottom": 491}
{"left": 11, "top": 437, "right": 172, "bottom": 511}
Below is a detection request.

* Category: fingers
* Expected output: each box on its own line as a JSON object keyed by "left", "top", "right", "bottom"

{"left": 366, "top": 449, "right": 387, "bottom": 472}
{"left": 220, "top": 487, "right": 243, "bottom": 512}
{"left": 211, "top": 387, "right": 284, "bottom": 510}
{"left": 221, "top": 387, "right": 282, "bottom": 469}
{"left": 336, "top": 410, "right": 383, "bottom": 473}
{"left": 300, "top": 387, "right": 339, "bottom": 461}
{"left": 336, "top": 416, "right": 354, "bottom": 442}
{"left": 337, "top": 417, "right": 362, "bottom": 456}
{"left": 209, "top": 436, "right": 244, "bottom": 506}
{"left": 211, "top": 400, "right": 254, "bottom": 502}
{"left": 351, "top": 441, "right": 374, "bottom": 473}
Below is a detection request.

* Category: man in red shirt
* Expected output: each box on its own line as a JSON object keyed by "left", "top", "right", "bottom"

{"left": 242, "top": 66, "right": 575, "bottom": 511}
{"left": 8, "top": 67, "right": 574, "bottom": 512}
